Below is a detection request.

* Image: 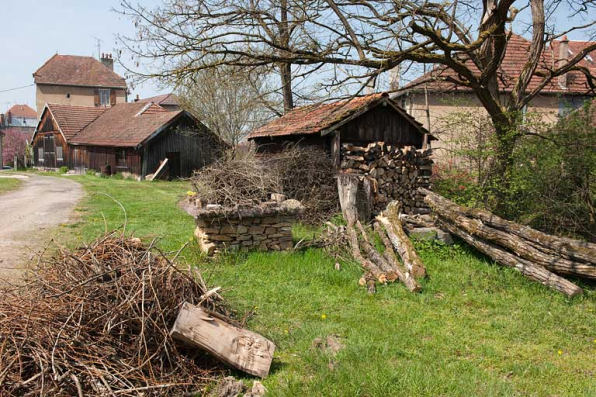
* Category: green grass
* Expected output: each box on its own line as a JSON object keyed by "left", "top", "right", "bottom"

{"left": 52, "top": 174, "right": 596, "bottom": 396}
{"left": 0, "top": 177, "right": 23, "bottom": 195}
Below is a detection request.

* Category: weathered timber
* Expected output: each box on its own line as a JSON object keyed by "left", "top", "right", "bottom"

{"left": 337, "top": 174, "right": 360, "bottom": 225}
{"left": 439, "top": 220, "right": 583, "bottom": 297}
{"left": 356, "top": 221, "right": 399, "bottom": 282}
{"left": 377, "top": 201, "right": 427, "bottom": 278}
{"left": 421, "top": 188, "right": 596, "bottom": 265}
{"left": 423, "top": 190, "right": 596, "bottom": 279}
{"left": 347, "top": 224, "right": 387, "bottom": 284}
{"left": 373, "top": 222, "right": 422, "bottom": 292}
{"left": 148, "top": 158, "right": 169, "bottom": 181}
{"left": 171, "top": 302, "right": 276, "bottom": 378}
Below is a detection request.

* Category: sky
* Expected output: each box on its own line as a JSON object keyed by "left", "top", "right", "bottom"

{"left": 0, "top": 0, "right": 163, "bottom": 113}
{"left": 0, "top": 1, "right": 592, "bottom": 114}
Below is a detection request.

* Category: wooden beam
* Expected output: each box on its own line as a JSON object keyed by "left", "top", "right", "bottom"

{"left": 171, "top": 302, "right": 276, "bottom": 378}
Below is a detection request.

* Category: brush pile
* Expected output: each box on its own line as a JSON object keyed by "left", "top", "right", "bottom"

{"left": 423, "top": 188, "right": 596, "bottom": 297}
{"left": 0, "top": 233, "right": 230, "bottom": 396}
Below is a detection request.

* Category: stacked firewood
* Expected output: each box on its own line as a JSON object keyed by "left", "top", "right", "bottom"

{"left": 340, "top": 143, "right": 432, "bottom": 214}
{"left": 422, "top": 188, "right": 596, "bottom": 297}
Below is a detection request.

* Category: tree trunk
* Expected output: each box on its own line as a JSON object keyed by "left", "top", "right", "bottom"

{"left": 374, "top": 222, "right": 422, "bottom": 292}
{"left": 420, "top": 189, "right": 596, "bottom": 268}
{"left": 356, "top": 221, "right": 399, "bottom": 282}
{"left": 376, "top": 202, "right": 427, "bottom": 278}
{"left": 280, "top": 63, "right": 294, "bottom": 113}
{"left": 438, "top": 220, "right": 582, "bottom": 297}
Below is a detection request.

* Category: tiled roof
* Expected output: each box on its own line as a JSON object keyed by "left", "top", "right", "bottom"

{"left": 404, "top": 34, "right": 596, "bottom": 95}
{"left": 7, "top": 104, "right": 37, "bottom": 119}
{"left": 33, "top": 54, "right": 127, "bottom": 88}
{"left": 69, "top": 102, "right": 182, "bottom": 147}
{"left": 47, "top": 104, "right": 107, "bottom": 140}
{"left": 249, "top": 92, "right": 425, "bottom": 139}
{"left": 138, "top": 93, "right": 179, "bottom": 106}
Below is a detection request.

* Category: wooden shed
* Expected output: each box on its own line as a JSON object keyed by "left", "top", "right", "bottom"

{"left": 32, "top": 102, "right": 224, "bottom": 179}
{"left": 248, "top": 92, "right": 434, "bottom": 164}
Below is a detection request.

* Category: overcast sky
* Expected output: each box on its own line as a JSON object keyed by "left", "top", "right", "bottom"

{"left": 0, "top": 1, "right": 591, "bottom": 114}
{"left": 0, "top": 0, "right": 163, "bottom": 113}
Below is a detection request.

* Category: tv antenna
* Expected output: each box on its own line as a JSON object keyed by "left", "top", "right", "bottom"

{"left": 91, "top": 36, "right": 104, "bottom": 59}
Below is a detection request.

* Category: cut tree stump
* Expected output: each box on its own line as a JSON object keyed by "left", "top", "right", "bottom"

{"left": 171, "top": 302, "right": 276, "bottom": 378}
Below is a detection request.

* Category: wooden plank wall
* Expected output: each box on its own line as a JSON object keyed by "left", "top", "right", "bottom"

{"left": 70, "top": 146, "right": 141, "bottom": 175}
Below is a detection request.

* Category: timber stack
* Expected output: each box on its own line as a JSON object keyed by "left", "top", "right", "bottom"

{"left": 340, "top": 142, "right": 432, "bottom": 214}
{"left": 422, "top": 188, "right": 596, "bottom": 297}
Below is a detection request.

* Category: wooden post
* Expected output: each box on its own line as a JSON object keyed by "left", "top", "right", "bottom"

{"left": 171, "top": 302, "right": 276, "bottom": 378}
{"left": 337, "top": 174, "right": 360, "bottom": 225}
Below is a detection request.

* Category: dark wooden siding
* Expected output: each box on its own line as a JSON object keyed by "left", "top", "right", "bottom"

{"left": 339, "top": 105, "right": 424, "bottom": 147}
{"left": 143, "top": 116, "right": 222, "bottom": 178}
{"left": 70, "top": 146, "right": 141, "bottom": 175}
{"left": 32, "top": 133, "right": 69, "bottom": 169}
{"left": 252, "top": 135, "right": 329, "bottom": 155}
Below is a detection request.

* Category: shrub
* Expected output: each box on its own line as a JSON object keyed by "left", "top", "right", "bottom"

{"left": 59, "top": 166, "right": 69, "bottom": 174}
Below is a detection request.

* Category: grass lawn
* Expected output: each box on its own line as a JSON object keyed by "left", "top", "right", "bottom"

{"left": 50, "top": 174, "right": 596, "bottom": 396}
{"left": 0, "top": 177, "right": 22, "bottom": 195}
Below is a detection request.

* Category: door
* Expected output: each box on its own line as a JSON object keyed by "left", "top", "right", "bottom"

{"left": 166, "top": 151, "right": 181, "bottom": 179}
{"left": 44, "top": 135, "right": 56, "bottom": 168}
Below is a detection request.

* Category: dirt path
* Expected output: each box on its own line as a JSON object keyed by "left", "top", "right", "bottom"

{"left": 0, "top": 174, "right": 83, "bottom": 281}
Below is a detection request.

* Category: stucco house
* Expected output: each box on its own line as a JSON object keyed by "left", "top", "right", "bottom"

{"left": 396, "top": 34, "right": 596, "bottom": 162}
{"left": 33, "top": 53, "right": 128, "bottom": 115}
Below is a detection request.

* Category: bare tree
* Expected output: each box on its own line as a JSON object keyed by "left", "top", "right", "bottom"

{"left": 118, "top": 0, "right": 596, "bottom": 208}
{"left": 177, "top": 66, "right": 276, "bottom": 146}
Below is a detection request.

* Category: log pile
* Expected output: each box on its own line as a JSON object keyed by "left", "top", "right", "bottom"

{"left": 337, "top": 174, "right": 426, "bottom": 293}
{"left": 340, "top": 142, "right": 432, "bottom": 214}
{"left": 422, "top": 188, "right": 596, "bottom": 297}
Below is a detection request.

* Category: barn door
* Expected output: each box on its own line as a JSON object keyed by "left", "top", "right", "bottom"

{"left": 166, "top": 151, "right": 181, "bottom": 179}
{"left": 44, "top": 135, "right": 56, "bottom": 168}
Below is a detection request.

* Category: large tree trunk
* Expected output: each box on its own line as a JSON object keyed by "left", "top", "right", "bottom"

{"left": 422, "top": 188, "right": 596, "bottom": 272}
{"left": 439, "top": 221, "right": 583, "bottom": 297}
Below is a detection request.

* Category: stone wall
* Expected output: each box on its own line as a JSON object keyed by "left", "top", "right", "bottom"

{"left": 340, "top": 142, "right": 433, "bottom": 214}
{"left": 187, "top": 201, "right": 303, "bottom": 255}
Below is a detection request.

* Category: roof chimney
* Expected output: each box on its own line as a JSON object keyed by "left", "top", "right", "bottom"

{"left": 389, "top": 66, "right": 400, "bottom": 91}
{"left": 0, "top": 114, "right": 5, "bottom": 128}
{"left": 134, "top": 94, "right": 140, "bottom": 102}
{"left": 101, "top": 53, "right": 114, "bottom": 71}
{"left": 558, "top": 35, "right": 569, "bottom": 89}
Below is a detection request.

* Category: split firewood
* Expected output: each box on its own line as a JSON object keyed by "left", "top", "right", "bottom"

{"left": 439, "top": 220, "right": 583, "bottom": 297}
{"left": 377, "top": 201, "right": 427, "bottom": 278}
{"left": 374, "top": 222, "right": 422, "bottom": 293}
{"left": 423, "top": 189, "right": 596, "bottom": 279}
{"left": 421, "top": 188, "right": 596, "bottom": 266}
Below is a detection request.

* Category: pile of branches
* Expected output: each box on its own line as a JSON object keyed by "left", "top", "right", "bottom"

{"left": 0, "top": 233, "right": 230, "bottom": 396}
{"left": 265, "top": 145, "right": 339, "bottom": 224}
{"left": 191, "top": 148, "right": 279, "bottom": 207}
{"left": 423, "top": 188, "right": 596, "bottom": 297}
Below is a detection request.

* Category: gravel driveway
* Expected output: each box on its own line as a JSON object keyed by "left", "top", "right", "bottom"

{"left": 0, "top": 174, "right": 83, "bottom": 281}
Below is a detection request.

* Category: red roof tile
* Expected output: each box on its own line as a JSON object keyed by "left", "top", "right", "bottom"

{"left": 33, "top": 54, "right": 127, "bottom": 88}
{"left": 138, "top": 93, "right": 179, "bottom": 107}
{"left": 7, "top": 104, "right": 37, "bottom": 119}
{"left": 404, "top": 34, "right": 596, "bottom": 95}
{"left": 69, "top": 102, "right": 182, "bottom": 147}
{"left": 249, "top": 92, "right": 425, "bottom": 139}
{"left": 47, "top": 104, "right": 107, "bottom": 140}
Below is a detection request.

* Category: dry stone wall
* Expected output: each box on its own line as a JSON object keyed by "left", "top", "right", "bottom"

{"left": 340, "top": 142, "right": 433, "bottom": 214}
{"left": 189, "top": 201, "right": 303, "bottom": 255}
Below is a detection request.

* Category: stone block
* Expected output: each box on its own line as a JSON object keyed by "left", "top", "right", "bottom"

{"left": 202, "top": 227, "right": 221, "bottom": 234}
{"left": 408, "top": 227, "right": 454, "bottom": 245}
{"left": 249, "top": 226, "right": 265, "bottom": 234}
{"left": 280, "top": 241, "right": 294, "bottom": 250}
{"left": 237, "top": 225, "right": 248, "bottom": 234}
{"left": 264, "top": 227, "right": 278, "bottom": 234}
{"left": 210, "top": 234, "right": 233, "bottom": 242}
{"left": 220, "top": 225, "right": 237, "bottom": 234}
{"left": 237, "top": 234, "right": 252, "bottom": 241}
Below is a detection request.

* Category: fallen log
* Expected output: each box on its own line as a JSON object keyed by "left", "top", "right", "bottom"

{"left": 374, "top": 222, "right": 422, "bottom": 292}
{"left": 377, "top": 202, "right": 427, "bottom": 278}
{"left": 171, "top": 302, "right": 276, "bottom": 378}
{"left": 423, "top": 190, "right": 596, "bottom": 279}
{"left": 439, "top": 220, "right": 583, "bottom": 297}
{"left": 421, "top": 188, "right": 596, "bottom": 266}
{"left": 347, "top": 223, "right": 387, "bottom": 284}
{"left": 356, "top": 221, "right": 399, "bottom": 282}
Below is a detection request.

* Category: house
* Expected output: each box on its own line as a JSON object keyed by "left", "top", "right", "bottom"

{"left": 33, "top": 53, "right": 127, "bottom": 115}
{"left": 0, "top": 104, "right": 37, "bottom": 136}
{"left": 136, "top": 93, "right": 180, "bottom": 111}
{"left": 248, "top": 92, "right": 433, "bottom": 164}
{"left": 396, "top": 34, "right": 596, "bottom": 161}
{"left": 32, "top": 102, "right": 224, "bottom": 179}
{"left": 0, "top": 130, "right": 4, "bottom": 167}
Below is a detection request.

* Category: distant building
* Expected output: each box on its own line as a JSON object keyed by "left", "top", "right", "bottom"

{"left": 0, "top": 104, "right": 37, "bottom": 135}
{"left": 33, "top": 54, "right": 128, "bottom": 115}
{"left": 136, "top": 93, "right": 180, "bottom": 111}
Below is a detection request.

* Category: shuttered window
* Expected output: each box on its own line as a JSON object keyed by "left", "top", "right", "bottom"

{"left": 99, "top": 89, "right": 111, "bottom": 106}
{"left": 56, "top": 146, "right": 63, "bottom": 161}
{"left": 38, "top": 148, "right": 44, "bottom": 162}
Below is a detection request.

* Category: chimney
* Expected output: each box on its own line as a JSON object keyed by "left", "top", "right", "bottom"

{"left": 558, "top": 35, "right": 569, "bottom": 89}
{"left": 134, "top": 94, "right": 140, "bottom": 102}
{"left": 6, "top": 111, "right": 12, "bottom": 126}
{"left": 101, "top": 53, "right": 114, "bottom": 71}
{"left": 389, "top": 66, "right": 400, "bottom": 92}
{"left": 0, "top": 114, "right": 4, "bottom": 128}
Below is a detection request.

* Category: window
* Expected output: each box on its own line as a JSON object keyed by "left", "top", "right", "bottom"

{"left": 559, "top": 96, "right": 590, "bottom": 116}
{"left": 116, "top": 148, "right": 127, "bottom": 168}
{"left": 99, "top": 89, "right": 111, "bottom": 106}
{"left": 56, "top": 146, "right": 63, "bottom": 161}
{"left": 38, "top": 148, "right": 44, "bottom": 162}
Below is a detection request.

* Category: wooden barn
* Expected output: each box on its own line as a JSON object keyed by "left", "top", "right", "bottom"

{"left": 32, "top": 102, "right": 223, "bottom": 179}
{"left": 248, "top": 92, "right": 435, "bottom": 164}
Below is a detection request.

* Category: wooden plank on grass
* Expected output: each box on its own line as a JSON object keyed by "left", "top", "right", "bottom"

{"left": 148, "top": 158, "right": 168, "bottom": 181}
{"left": 170, "top": 302, "right": 276, "bottom": 378}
